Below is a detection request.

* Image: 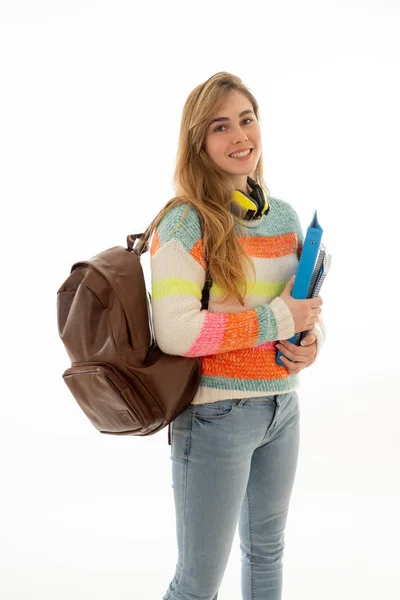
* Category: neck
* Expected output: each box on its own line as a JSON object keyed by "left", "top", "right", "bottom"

{"left": 231, "top": 174, "right": 252, "bottom": 195}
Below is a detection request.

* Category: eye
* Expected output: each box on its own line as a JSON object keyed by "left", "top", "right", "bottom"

{"left": 214, "top": 118, "right": 254, "bottom": 133}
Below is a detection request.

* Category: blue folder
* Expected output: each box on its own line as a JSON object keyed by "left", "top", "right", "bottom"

{"left": 276, "top": 210, "right": 329, "bottom": 366}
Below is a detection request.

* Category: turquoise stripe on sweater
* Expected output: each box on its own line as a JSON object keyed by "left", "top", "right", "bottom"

{"left": 199, "top": 373, "right": 298, "bottom": 392}
{"left": 157, "top": 204, "right": 202, "bottom": 252}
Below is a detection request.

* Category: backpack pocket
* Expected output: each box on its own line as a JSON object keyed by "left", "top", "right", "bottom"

{"left": 62, "top": 363, "right": 154, "bottom": 434}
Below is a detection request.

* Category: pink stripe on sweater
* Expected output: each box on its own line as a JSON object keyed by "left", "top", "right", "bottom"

{"left": 254, "top": 341, "right": 276, "bottom": 351}
{"left": 185, "top": 312, "right": 227, "bottom": 356}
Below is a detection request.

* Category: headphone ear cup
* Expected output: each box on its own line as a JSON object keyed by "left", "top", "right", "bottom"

{"left": 231, "top": 179, "right": 269, "bottom": 220}
{"left": 249, "top": 181, "right": 269, "bottom": 218}
{"left": 231, "top": 189, "right": 259, "bottom": 218}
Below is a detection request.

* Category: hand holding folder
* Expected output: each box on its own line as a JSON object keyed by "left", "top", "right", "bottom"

{"left": 276, "top": 210, "right": 331, "bottom": 366}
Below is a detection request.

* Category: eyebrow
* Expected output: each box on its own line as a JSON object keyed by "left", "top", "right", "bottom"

{"left": 208, "top": 109, "right": 255, "bottom": 127}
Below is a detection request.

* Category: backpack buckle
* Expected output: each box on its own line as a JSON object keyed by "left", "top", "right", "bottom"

{"left": 127, "top": 233, "right": 148, "bottom": 255}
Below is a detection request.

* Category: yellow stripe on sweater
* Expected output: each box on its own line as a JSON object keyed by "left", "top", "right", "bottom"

{"left": 152, "top": 277, "right": 202, "bottom": 301}
{"left": 211, "top": 280, "right": 286, "bottom": 298}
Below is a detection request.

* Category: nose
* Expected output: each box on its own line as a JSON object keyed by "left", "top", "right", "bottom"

{"left": 231, "top": 124, "right": 249, "bottom": 144}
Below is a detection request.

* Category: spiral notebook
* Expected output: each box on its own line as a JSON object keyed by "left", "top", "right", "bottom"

{"left": 276, "top": 210, "right": 331, "bottom": 366}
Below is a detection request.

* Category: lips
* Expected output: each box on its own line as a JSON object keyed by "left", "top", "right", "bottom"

{"left": 229, "top": 148, "right": 253, "bottom": 157}
{"left": 229, "top": 148, "right": 254, "bottom": 161}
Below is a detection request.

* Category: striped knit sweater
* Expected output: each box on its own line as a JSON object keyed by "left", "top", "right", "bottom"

{"left": 150, "top": 197, "right": 326, "bottom": 405}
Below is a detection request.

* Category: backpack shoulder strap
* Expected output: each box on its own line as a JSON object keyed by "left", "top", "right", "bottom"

{"left": 201, "top": 270, "right": 212, "bottom": 310}
{"left": 198, "top": 216, "right": 212, "bottom": 310}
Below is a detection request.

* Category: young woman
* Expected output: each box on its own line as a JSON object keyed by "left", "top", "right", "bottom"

{"left": 147, "top": 72, "right": 325, "bottom": 600}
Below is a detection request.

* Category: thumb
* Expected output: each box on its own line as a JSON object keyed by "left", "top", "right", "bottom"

{"left": 281, "top": 275, "right": 295, "bottom": 299}
{"left": 285, "top": 275, "right": 295, "bottom": 289}
{"left": 301, "top": 334, "right": 316, "bottom": 346}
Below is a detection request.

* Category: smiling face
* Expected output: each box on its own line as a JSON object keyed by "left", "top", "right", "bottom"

{"left": 203, "top": 90, "right": 262, "bottom": 193}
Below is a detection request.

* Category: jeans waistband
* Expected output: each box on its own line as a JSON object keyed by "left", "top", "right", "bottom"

{"left": 236, "top": 394, "right": 280, "bottom": 409}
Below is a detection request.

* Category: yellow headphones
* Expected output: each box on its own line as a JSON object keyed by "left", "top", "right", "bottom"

{"left": 231, "top": 176, "right": 269, "bottom": 221}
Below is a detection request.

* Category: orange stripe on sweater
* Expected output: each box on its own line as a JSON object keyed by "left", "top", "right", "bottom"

{"left": 189, "top": 239, "right": 206, "bottom": 269}
{"left": 201, "top": 346, "right": 288, "bottom": 380}
{"left": 219, "top": 311, "right": 259, "bottom": 353}
{"left": 238, "top": 232, "right": 298, "bottom": 258}
{"left": 150, "top": 230, "right": 160, "bottom": 257}
{"left": 297, "top": 241, "right": 303, "bottom": 260}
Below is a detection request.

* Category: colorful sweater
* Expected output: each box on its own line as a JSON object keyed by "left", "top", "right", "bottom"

{"left": 150, "top": 197, "right": 326, "bottom": 405}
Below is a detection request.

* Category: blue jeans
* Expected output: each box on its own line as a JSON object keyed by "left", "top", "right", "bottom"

{"left": 163, "top": 391, "right": 300, "bottom": 600}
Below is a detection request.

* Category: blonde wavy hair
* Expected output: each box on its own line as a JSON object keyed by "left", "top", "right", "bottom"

{"left": 137, "top": 71, "right": 271, "bottom": 306}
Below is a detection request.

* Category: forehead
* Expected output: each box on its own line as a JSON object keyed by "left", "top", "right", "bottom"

{"left": 212, "top": 90, "right": 251, "bottom": 114}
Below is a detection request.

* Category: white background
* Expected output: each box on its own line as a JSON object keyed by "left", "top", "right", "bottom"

{"left": 1, "top": 1, "right": 399, "bottom": 598}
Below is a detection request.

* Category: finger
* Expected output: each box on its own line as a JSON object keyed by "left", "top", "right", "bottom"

{"left": 279, "top": 338, "right": 316, "bottom": 354}
{"left": 278, "top": 339, "right": 299, "bottom": 350}
{"left": 282, "top": 353, "right": 314, "bottom": 373}
{"left": 278, "top": 340, "right": 311, "bottom": 356}
{"left": 280, "top": 355, "right": 301, "bottom": 374}
{"left": 306, "top": 318, "right": 319, "bottom": 329}
{"left": 300, "top": 334, "right": 317, "bottom": 346}
{"left": 277, "top": 345, "right": 309, "bottom": 363}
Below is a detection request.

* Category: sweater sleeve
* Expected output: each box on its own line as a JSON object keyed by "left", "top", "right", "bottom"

{"left": 287, "top": 203, "right": 327, "bottom": 360}
{"left": 311, "top": 317, "right": 326, "bottom": 361}
{"left": 149, "top": 203, "right": 296, "bottom": 357}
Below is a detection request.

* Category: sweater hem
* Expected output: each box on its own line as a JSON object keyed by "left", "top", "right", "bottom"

{"left": 191, "top": 377, "right": 299, "bottom": 404}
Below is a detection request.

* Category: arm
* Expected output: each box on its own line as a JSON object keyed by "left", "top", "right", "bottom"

{"left": 150, "top": 204, "right": 296, "bottom": 357}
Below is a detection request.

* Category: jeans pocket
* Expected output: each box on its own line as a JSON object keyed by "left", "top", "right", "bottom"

{"left": 191, "top": 400, "right": 236, "bottom": 421}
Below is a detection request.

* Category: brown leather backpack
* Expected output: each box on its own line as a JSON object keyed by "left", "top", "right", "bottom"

{"left": 57, "top": 231, "right": 211, "bottom": 445}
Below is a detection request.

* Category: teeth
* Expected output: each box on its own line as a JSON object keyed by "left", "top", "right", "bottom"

{"left": 230, "top": 149, "right": 251, "bottom": 158}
